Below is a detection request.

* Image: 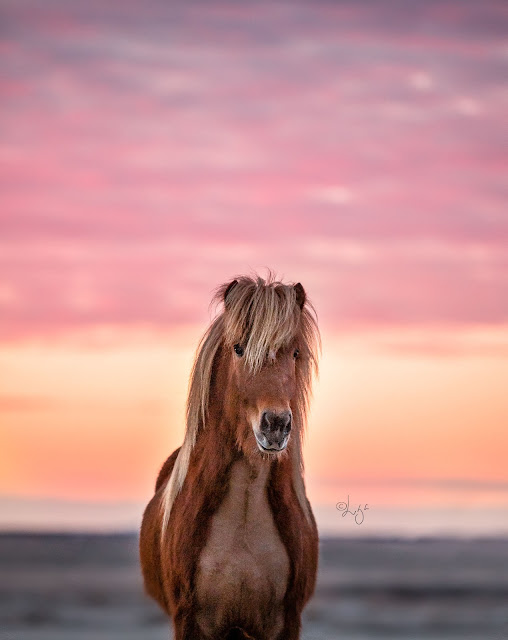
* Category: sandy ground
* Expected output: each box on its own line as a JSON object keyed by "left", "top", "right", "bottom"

{"left": 1, "top": 534, "right": 507, "bottom": 640}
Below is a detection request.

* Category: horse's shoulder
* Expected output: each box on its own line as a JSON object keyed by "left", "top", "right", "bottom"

{"left": 155, "top": 446, "right": 181, "bottom": 492}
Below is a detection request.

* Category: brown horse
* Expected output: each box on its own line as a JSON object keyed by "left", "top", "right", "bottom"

{"left": 140, "top": 274, "right": 320, "bottom": 640}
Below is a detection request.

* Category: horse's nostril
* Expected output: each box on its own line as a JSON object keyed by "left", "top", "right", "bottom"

{"left": 261, "top": 410, "right": 292, "bottom": 434}
{"left": 261, "top": 411, "right": 271, "bottom": 431}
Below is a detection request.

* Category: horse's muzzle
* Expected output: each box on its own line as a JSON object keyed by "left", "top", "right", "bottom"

{"left": 255, "top": 409, "right": 292, "bottom": 452}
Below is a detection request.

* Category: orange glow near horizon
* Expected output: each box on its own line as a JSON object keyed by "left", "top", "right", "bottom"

{"left": 2, "top": 325, "right": 507, "bottom": 511}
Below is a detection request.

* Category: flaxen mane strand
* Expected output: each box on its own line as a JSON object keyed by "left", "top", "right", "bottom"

{"left": 160, "top": 274, "right": 320, "bottom": 530}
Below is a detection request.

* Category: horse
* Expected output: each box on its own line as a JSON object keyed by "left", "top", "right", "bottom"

{"left": 140, "top": 274, "right": 320, "bottom": 640}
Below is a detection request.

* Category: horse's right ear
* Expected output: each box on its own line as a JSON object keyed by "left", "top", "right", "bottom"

{"left": 223, "top": 279, "right": 238, "bottom": 306}
{"left": 294, "top": 282, "right": 306, "bottom": 309}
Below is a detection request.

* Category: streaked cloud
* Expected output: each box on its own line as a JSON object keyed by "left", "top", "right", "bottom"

{"left": 309, "top": 185, "right": 355, "bottom": 206}
{"left": 409, "top": 70, "right": 434, "bottom": 92}
{"left": 1, "top": 0, "right": 507, "bottom": 341}
{"left": 453, "top": 95, "right": 481, "bottom": 116}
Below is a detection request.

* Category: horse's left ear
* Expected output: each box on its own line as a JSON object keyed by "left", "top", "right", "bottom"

{"left": 294, "top": 282, "right": 306, "bottom": 309}
{"left": 224, "top": 279, "right": 238, "bottom": 306}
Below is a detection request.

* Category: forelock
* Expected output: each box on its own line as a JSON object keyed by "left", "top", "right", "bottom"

{"left": 216, "top": 275, "right": 300, "bottom": 373}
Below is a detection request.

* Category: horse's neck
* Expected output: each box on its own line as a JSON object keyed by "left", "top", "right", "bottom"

{"left": 191, "top": 415, "right": 311, "bottom": 524}
{"left": 224, "top": 455, "right": 272, "bottom": 512}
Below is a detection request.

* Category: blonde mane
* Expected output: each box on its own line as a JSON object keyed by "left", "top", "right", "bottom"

{"left": 161, "top": 274, "right": 320, "bottom": 530}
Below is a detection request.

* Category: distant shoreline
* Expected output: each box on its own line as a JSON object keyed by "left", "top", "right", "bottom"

{"left": 2, "top": 531, "right": 508, "bottom": 543}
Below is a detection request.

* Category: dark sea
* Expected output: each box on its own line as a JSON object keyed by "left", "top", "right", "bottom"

{"left": 1, "top": 533, "right": 507, "bottom": 639}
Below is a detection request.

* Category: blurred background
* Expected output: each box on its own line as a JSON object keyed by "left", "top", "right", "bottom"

{"left": 1, "top": 0, "right": 507, "bottom": 638}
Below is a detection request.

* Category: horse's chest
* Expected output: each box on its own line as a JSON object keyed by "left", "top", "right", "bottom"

{"left": 195, "top": 460, "right": 289, "bottom": 636}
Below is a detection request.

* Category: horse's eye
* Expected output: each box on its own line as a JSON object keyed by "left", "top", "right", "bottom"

{"left": 293, "top": 348, "right": 300, "bottom": 358}
{"left": 234, "top": 344, "right": 244, "bottom": 357}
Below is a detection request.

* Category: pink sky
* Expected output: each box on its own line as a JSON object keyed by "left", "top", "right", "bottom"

{"left": 1, "top": 1, "right": 507, "bottom": 533}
